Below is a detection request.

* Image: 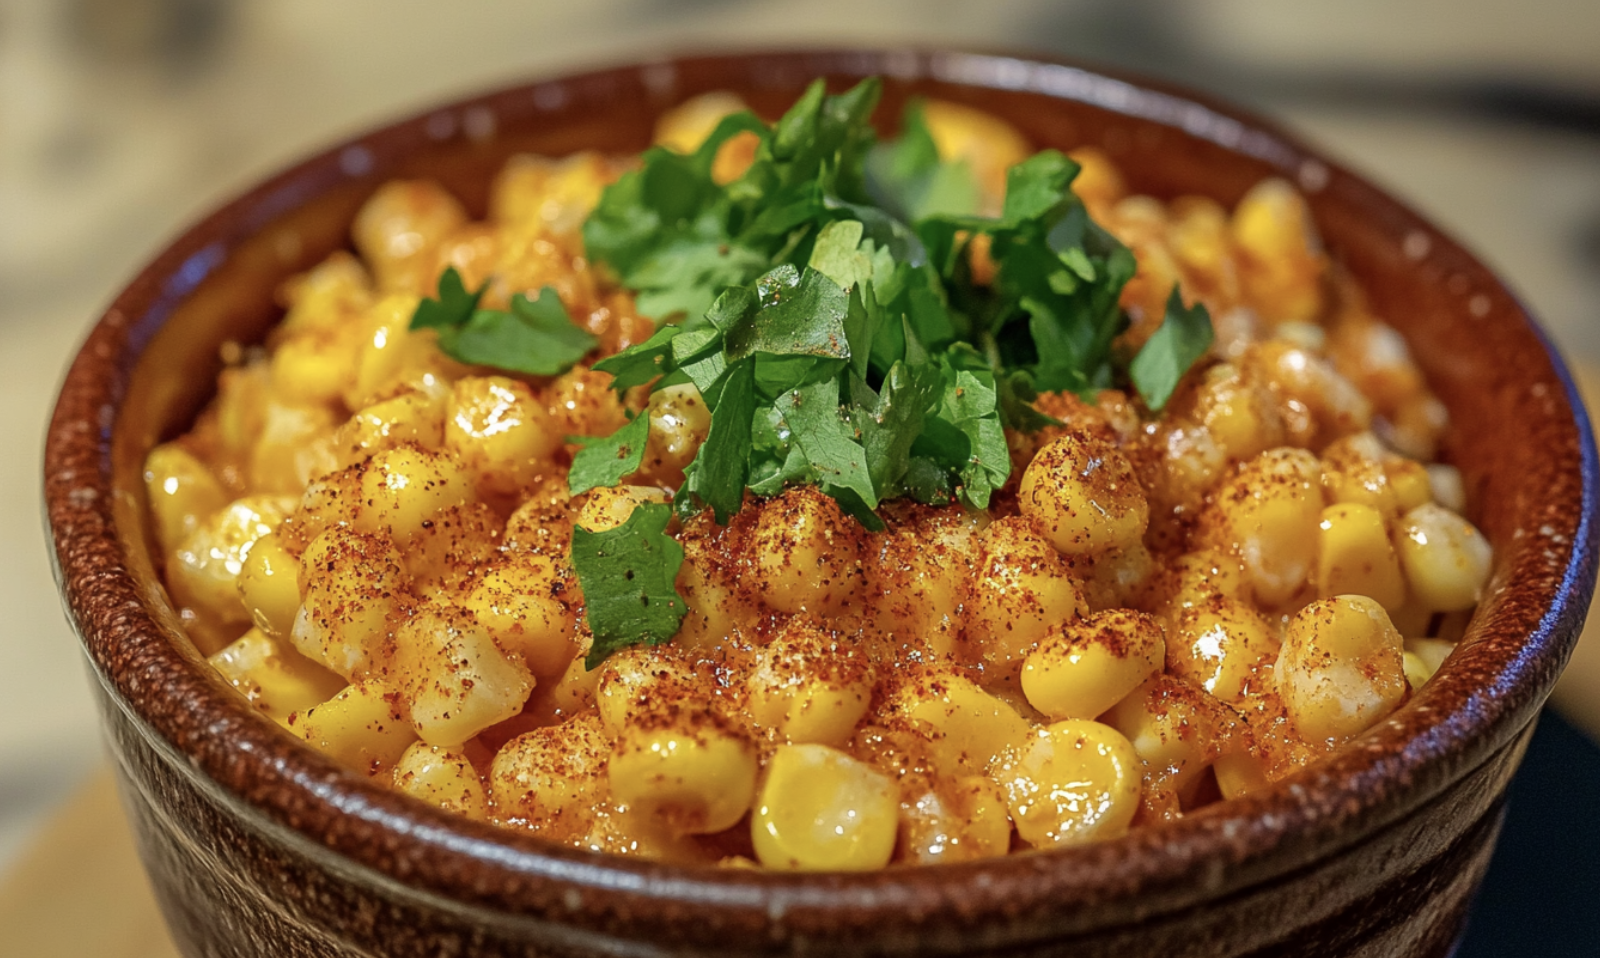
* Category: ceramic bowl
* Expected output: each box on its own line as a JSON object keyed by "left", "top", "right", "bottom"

{"left": 45, "top": 49, "right": 1598, "bottom": 957}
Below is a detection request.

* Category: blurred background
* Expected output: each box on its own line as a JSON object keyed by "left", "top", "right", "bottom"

{"left": 3, "top": 0, "right": 1599, "bottom": 953}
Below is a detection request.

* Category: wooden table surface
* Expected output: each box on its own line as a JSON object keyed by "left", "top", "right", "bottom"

{"left": 8, "top": 366, "right": 1600, "bottom": 958}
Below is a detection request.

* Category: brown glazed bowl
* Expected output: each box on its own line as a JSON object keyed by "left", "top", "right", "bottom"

{"left": 45, "top": 49, "right": 1598, "bottom": 957}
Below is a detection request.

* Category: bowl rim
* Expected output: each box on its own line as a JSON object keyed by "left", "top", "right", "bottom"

{"left": 43, "top": 46, "right": 1600, "bottom": 944}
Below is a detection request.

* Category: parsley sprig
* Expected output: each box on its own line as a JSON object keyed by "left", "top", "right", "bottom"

{"left": 410, "top": 269, "right": 599, "bottom": 376}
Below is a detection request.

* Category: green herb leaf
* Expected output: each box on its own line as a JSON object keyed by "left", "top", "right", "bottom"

{"left": 778, "top": 377, "right": 878, "bottom": 511}
{"left": 572, "top": 502, "right": 689, "bottom": 669}
{"left": 686, "top": 359, "right": 757, "bottom": 522}
{"left": 1130, "top": 286, "right": 1215, "bottom": 412}
{"left": 437, "top": 288, "right": 599, "bottom": 376}
{"left": 568, "top": 411, "right": 650, "bottom": 496}
{"left": 411, "top": 269, "right": 598, "bottom": 376}
{"left": 410, "top": 265, "right": 484, "bottom": 330}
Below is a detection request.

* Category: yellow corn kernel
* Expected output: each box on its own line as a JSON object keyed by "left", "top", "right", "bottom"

{"left": 289, "top": 680, "right": 416, "bottom": 774}
{"left": 354, "top": 443, "right": 473, "bottom": 543}
{"left": 751, "top": 486, "right": 864, "bottom": 615}
{"left": 236, "top": 532, "right": 302, "bottom": 638}
{"left": 752, "top": 743, "right": 899, "bottom": 871}
{"left": 278, "top": 250, "right": 373, "bottom": 333}
{"left": 1316, "top": 502, "right": 1406, "bottom": 610}
{"left": 445, "top": 375, "right": 563, "bottom": 498}
{"left": 331, "top": 388, "right": 447, "bottom": 469}
{"left": 1231, "top": 178, "right": 1324, "bottom": 323}
{"left": 1208, "top": 447, "right": 1322, "bottom": 607}
{"left": 490, "top": 714, "right": 610, "bottom": 841}
{"left": 748, "top": 618, "right": 874, "bottom": 747}
{"left": 1018, "top": 434, "right": 1149, "bottom": 557}
{"left": 352, "top": 179, "right": 468, "bottom": 294}
{"left": 1427, "top": 464, "right": 1467, "bottom": 513}
{"left": 1246, "top": 342, "right": 1372, "bottom": 445}
{"left": 1158, "top": 550, "right": 1248, "bottom": 613}
{"left": 996, "top": 719, "right": 1140, "bottom": 847}
{"left": 405, "top": 501, "right": 501, "bottom": 589}
{"left": 889, "top": 668, "right": 1033, "bottom": 776}
{"left": 345, "top": 295, "right": 427, "bottom": 408}
{"left": 1194, "top": 364, "right": 1284, "bottom": 462}
{"left": 921, "top": 99, "right": 1033, "bottom": 213}
{"left": 491, "top": 151, "right": 616, "bottom": 236}
{"left": 1278, "top": 595, "right": 1408, "bottom": 743}
{"left": 1386, "top": 457, "right": 1434, "bottom": 512}
{"left": 1403, "top": 636, "right": 1456, "bottom": 691}
{"left": 866, "top": 509, "right": 984, "bottom": 656}
{"left": 466, "top": 554, "right": 577, "bottom": 678}
{"left": 269, "top": 328, "right": 354, "bottom": 407}
{"left": 1167, "top": 596, "right": 1278, "bottom": 704}
{"left": 169, "top": 495, "right": 297, "bottom": 630}
{"left": 1104, "top": 675, "right": 1231, "bottom": 789}
{"left": 249, "top": 397, "right": 341, "bottom": 494}
{"left": 595, "top": 649, "right": 696, "bottom": 735}
{"left": 144, "top": 443, "right": 227, "bottom": 556}
{"left": 1213, "top": 750, "right": 1273, "bottom": 800}
{"left": 1021, "top": 610, "right": 1165, "bottom": 720}
{"left": 292, "top": 527, "right": 409, "bottom": 678}
{"left": 212, "top": 363, "right": 270, "bottom": 461}
{"left": 962, "top": 516, "right": 1082, "bottom": 672}
{"left": 393, "top": 604, "right": 535, "bottom": 748}
{"left": 208, "top": 627, "right": 344, "bottom": 724}
{"left": 1395, "top": 503, "right": 1492, "bottom": 613}
{"left": 393, "top": 742, "right": 489, "bottom": 820}
{"left": 1320, "top": 433, "right": 1401, "bottom": 524}
{"left": 897, "top": 775, "right": 1013, "bottom": 865}
{"left": 638, "top": 383, "right": 712, "bottom": 486}
{"left": 576, "top": 484, "right": 671, "bottom": 534}
{"left": 608, "top": 703, "right": 758, "bottom": 835}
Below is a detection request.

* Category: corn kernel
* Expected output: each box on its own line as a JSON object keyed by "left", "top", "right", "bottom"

{"left": 466, "top": 554, "right": 577, "bottom": 678}
{"left": 748, "top": 618, "right": 874, "bottom": 747}
{"left": 208, "top": 627, "right": 344, "bottom": 724}
{"left": 1316, "top": 502, "right": 1406, "bottom": 611}
{"left": 236, "top": 532, "right": 302, "bottom": 638}
{"left": 393, "top": 742, "right": 489, "bottom": 820}
{"left": 1021, "top": 610, "right": 1165, "bottom": 720}
{"left": 996, "top": 719, "right": 1140, "bottom": 847}
{"left": 169, "top": 495, "right": 297, "bottom": 631}
{"left": 576, "top": 484, "right": 671, "bottom": 534}
{"left": 1207, "top": 447, "right": 1322, "bottom": 607}
{"left": 1104, "top": 675, "right": 1232, "bottom": 789}
{"left": 393, "top": 604, "right": 535, "bottom": 747}
{"left": 609, "top": 703, "right": 757, "bottom": 834}
{"left": 1278, "top": 595, "right": 1407, "bottom": 742}
{"left": 292, "top": 527, "right": 409, "bottom": 678}
{"left": 289, "top": 680, "right": 416, "bottom": 774}
{"left": 752, "top": 744, "right": 899, "bottom": 871}
{"left": 445, "top": 375, "right": 563, "bottom": 498}
{"left": 751, "top": 486, "right": 864, "bottom": 615}
{"left": 1018, "top": 434, "right": 1149, "bottom": 557}
{"left": 962, "top": 516, "right": 1082, "bottom": 672}
{"left": 1167, "top": 597, "right": 1278, "bottom": 704}
{"left": 354, "top": 443, "right": 473, "bottom": 543}
{"left": 889, "top": 668, "right": 1033, "bottom": 776}
{"left": 1395, "top": 503, "right": 1492, "bottom": 612}
{"left": 1403, "top": 636, "right": 1456, "bottom": 691}
{"left": 490, "top": 714, "right": 610, "bottom": 841}
{"left": 144, "top": 443, "right": 227, "bottom": 556}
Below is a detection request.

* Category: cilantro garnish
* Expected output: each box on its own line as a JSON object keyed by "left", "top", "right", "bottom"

{"left": 1130, "top": 288, "right": 1216, "bottom": 412}
{"left": 569, "top": 503, "right": 689, "bottom": 669}
{"left": 564, "top": 77, "right": 1213, "bottom": 663}
{"left": 410, "top": 267, "right": 599, "bottom": 376}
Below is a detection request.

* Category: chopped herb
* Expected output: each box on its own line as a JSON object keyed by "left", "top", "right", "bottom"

{"left": 410, "top": 268, "right": 599, "bottom": 376}
{"left": 1130, "top": 287, "right": 1216, "bottom": 412}
{"left": 569, "top": 78, "right": 1214, "bottom": 663}
{"left": 570, "top": 503, "right": 688, "bottom": 669}
{"left": 568, "top": 412, "right": 650, "bottom": 497}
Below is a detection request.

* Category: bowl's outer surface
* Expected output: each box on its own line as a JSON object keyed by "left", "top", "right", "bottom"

{"left": 45, "top": 49, "right": 1598, "bottom": 957}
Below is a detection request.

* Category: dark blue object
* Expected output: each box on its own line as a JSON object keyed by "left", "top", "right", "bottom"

{"left": 1458, "top": 708, "right": 1600, "bottom": 957}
